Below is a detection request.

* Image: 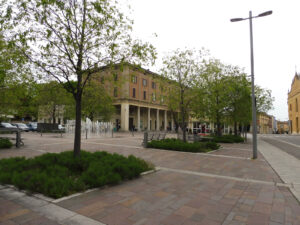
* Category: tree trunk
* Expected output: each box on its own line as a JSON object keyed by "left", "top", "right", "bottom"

{"left": 182, "top": 111, "right": 186, "bottom": 142}
{"left": 52, "top": 105, "right": 56, "bottom": 124}
{"left": 171, "top": 111, "right": 179, "bottom": 133}
{"left": 216, "top": 113, "right": 222, "bottom": 136}
{"left": 74, "top": 94, "right": 82, "bottom": 157}
{"left": 234, "top": 121, "right": 238, "bottom": 136}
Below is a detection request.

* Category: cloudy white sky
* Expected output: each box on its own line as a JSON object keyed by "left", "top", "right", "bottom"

{"left": 127, "top": 0, "right": 300, "bottom": 121}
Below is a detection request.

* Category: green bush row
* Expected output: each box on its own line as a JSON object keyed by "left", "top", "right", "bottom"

{"left": 0, "top": 151, "right": 153, "bottom": 198}
{"left": 0, "top": 138, "right": 13, "bottom": 149}
{"left": 211, "top": 135, "right": 245, "bottom": 143}
{"left": 147, "top": 138, "right": 219, "bottom": 152}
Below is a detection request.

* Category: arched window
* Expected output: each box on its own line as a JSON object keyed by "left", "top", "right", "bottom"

{"left": 296, "top": 98, "right": 298, "bottom": 112}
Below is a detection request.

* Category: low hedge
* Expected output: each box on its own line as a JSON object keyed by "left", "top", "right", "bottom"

{"left": 0, "top": 151, "right": 153, "bottom": 198}
{"left": 147, "top": 138, "right": 219, "bottom": 152}
{"left": 0, "top": 138, "right": 13, "bottom": 149}
{"left": 211, "top": 135, "right": 245, "bottom": 143}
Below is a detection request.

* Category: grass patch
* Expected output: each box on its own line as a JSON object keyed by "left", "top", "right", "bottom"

{"left": 211, "top": 135, "right": 245, "bottom": 143}
{"left": 0, "top": 138, "right": 13, "bottom": 149}
{"left": 147, "top": 138, "right": 219, "bottom": 153}
{"left": 0, "top": 151, "right": 153, "bottom": 198}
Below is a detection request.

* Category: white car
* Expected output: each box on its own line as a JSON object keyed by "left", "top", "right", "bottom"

{"left": 58, "top": 124, "right": 65, "bottom": 130}
{"left": 0, "top": 122, "right": 17, "bottom": 129}
{"left": 12, "top": 123, "right": 29, "bottom": 132}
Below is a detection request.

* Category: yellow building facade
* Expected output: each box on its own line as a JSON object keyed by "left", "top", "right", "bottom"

{"left": 288, "top": 73, "right": 300, "bottom": 134}
{"left": 94, "top": 63, "right": 178, "bottom": 131}
{"left": 257, "top": 113, "right": 273, "bottom": 134}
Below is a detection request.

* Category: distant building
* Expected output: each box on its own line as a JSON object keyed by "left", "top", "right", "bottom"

{"left": 288, "top": 73, "right": 300, "bottom": 134}
{"left": 257, "top": 112, "right": 273, "bottom": 134}
{"left": 277, "top": 121, "right": 289, "bottom": 134}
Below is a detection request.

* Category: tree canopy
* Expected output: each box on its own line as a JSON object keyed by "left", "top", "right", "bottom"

{"left": 1, "top": 0, "right": 156, "bottom": 156}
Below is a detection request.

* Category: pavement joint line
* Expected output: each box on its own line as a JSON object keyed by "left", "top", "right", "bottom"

{"left": 52, "top": 169, "right": 158, "bottom": 203}
{"left": 220, "top": 147, "right": 252, "bottom": 152}
{"left": 157, "top": 166, "right": 291, "bottom": 187}
{"left": 0, "top": 186, "right": 106, "bottom": 225}
{"left": 196, "top": 152, "right": 265, "bottom": 161}
{"left": 83, "top": 141, "right": 144, "bottom": 149}
{"left": 84, "top": 141, "right": 264, "bottom": 161}
{"left": 42, "top": 142, "right": 74, "bottom": 146}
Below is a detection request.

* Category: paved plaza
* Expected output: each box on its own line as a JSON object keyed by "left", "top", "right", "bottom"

{"left": 0, "top": 132, "right": 300, "bottom": 225}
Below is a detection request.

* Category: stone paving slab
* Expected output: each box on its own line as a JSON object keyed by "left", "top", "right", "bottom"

{"left": 0, "top": 186, "right": 105, "bottom": 225}
{"left": 258, "top": 139, "right": 300, "bottom": 203}
{"left": 1, "top": 133, "right": 300, "bottom": 225}
{"left": 57, "top": 170, "right": 300, "bottom": 225}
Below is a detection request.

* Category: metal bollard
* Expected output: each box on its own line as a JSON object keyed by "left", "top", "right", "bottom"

{"left": 16, "top": 131, "right": 20, "bottom": 148}
{"left": 143, "top": 132, "right": 148, "bottom": 148}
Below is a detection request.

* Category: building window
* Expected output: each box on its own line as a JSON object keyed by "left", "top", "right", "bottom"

{"left": 160, "top": 96, "right": 164, "bottom": 103}
{"left": 131, "top": 75, "right": 137, "bottom": 83}
{"left": 113, "top": 73, "right": 118, "bottom": 81}
{"left": 114, "top": 87, "right": 118, "bottom": 97}
{"left": 133, "top": 88, "right": 136, "bottom": 98}
{"left": 290, "top": 104, "right": 292, "bottom": 111}
{"left": 143, "top": 79, "right": 147, "bottom": 86}
{"left": 143, "top": 91, "right": 146, "bottom": 100}
{"left": 152, "top": 82, "right": 156, "bottom": 89}
{"left": 296, "top": 99, "right": 298, "bottom": 112}
{"left": 152, "top": 93, "right": 156, "bottom": 101}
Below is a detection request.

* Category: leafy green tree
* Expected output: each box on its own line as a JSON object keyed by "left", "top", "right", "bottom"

{"left": 82, "top": 80, "right": 115, "bottom": 121}
{"left": 0, "top": 33, "right": 33, "bottom": 118}
{"left": 36, "top": 81, "right": 74, "bottom": 124}
{"left": 224, "top": 69, "right": 251, "bottom": 135}
{"left": 161, "top": 49, "right": 205, "bottom": 142}
{"left": 255, "top": 85, "right": 274, "bottom": 113}
{"left": 1, "top": 0, "right": 156, "bottom": 156}
{"left": 193, "top": 59, "right": 230, "bottom": 136}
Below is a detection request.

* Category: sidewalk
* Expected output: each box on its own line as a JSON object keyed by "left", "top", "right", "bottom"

{"left": 0, "top": 133, "right": 300, "bottom": 224}
{"left": 258, "top": 138, "right": 300, "bottom": 203}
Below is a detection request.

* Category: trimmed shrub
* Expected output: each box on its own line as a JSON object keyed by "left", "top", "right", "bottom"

{"left": 211, "top": 135, "right": 245, "bottom": 143}
{"left": 0, "top": 138, "right": 13, "bottom": 149}
{"left": 0, "top": 151, "right": 153, "bottom": 198}
{"left": 147, "top": 138, "right": 219, "bottom": 152}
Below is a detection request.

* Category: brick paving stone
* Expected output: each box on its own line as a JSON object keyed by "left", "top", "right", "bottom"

{"left": 247, "top": 212, "right": 270, "bottom": 225}
{"left": 174, "top": 205, "right": 196, "bottom": 218}
{"left": 270, "top": 212, "right": 285, "bottom": 224}
{"left": 160, "top": 214, "right": 186, "bottom": 225}
{"left": 190, "top": 212, "right": 205, "bottom": 222}
{"left": 1, "top": 133, "right": 300, "bottom": 225}
{"left": 252, "top": 202, "right": 272, "bottom": 214}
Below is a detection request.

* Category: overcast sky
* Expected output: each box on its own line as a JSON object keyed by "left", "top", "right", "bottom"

{"left": 127, "top": 0, "right": 300, "bottom": 121}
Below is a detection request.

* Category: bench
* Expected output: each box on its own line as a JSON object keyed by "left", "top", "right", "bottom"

{"left": 38, "top": 123, "right": 64, "bottom": 137}
{"left": 142, "top": 131, "right": 167, "bottom": 147}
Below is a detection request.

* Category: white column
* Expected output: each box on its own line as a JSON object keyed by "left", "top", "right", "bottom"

{"left": 164, "top": 110, "right": 167, "bottom": 131}
{"left": 137, "top": 106, "right": 140, "bottom": 131}
{"left": 156, "top": 109, "right": 160, "bottom": 131}
{"left": 148, "top": 108, "right": 151, "bottom": 131}
{"left": 121, "top": 103, "right": 129, "bottom": 131}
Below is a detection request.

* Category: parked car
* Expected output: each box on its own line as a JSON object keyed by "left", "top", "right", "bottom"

{"left": 58, "top": 124, "right": 65, "bottom": 131}
{"left": 27, "top": 122, "right": 38, "bottom": 131}
{"left": 12, "top": 123, "right": 29, "bottom": 132}
{"left": 0, "top": 122, "right": 17, "bottom": 129}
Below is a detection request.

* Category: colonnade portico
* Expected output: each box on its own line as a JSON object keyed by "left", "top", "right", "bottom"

{"left": 119, "top": 103, "right": 175, "bottom": 132}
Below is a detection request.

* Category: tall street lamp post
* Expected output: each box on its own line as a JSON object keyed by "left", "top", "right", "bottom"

{"left": 230, "top": 10, "right": 272, "bottom": 159}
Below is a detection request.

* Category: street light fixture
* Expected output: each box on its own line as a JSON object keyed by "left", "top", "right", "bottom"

{"left": 230, "top": 10, "right": 272, "bottom": 159}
